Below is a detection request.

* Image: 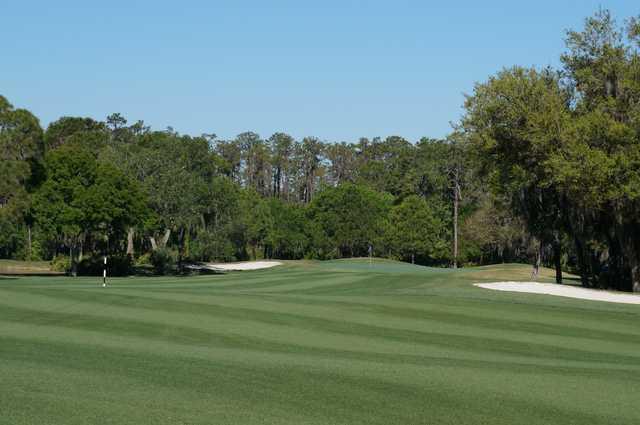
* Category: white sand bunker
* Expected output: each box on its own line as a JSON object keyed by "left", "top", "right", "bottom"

{"left": 201, "top": 261, "right": 283, "bottom": 271}
{"left": 475, "top": 282, "right": 640, "bottom": 305}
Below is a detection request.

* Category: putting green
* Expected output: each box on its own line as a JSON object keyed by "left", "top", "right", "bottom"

{"left": 1, "top": 260, "right": 638, "bottom": 424}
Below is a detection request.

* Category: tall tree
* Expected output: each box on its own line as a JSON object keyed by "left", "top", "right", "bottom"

{"left": 237, "top": 132, "right": 271, "bottom": 196}
{"left": 0, "top": 96, "right": 44, "bottom": 259}
{"left": 310, "top": 183, "right": 392, "bottom": 257}
{"left": 325, "top": 141, "right": 357, "bottom": 187}
{"left": 548, "top": 10, "right": 640, "bottom": 290}
{"left": 387, "top": 195, "right": 449, "bottom": 264}
{"left": 296, "top": 137, "right": 325, "bottom": 203}
{"left": 268, "top": 133, "right": 295, "bottom": 199}
{"left": 44, "top": 116, "right": 106, "bottom": 151}
{"left": 0, "top": 96, "right": 44, "bottom": 207}
{"left": 33, "top": 145, "right": 145, "bottom": 274}
{"left": 463, "top": 66, "right": 569, "bottom": 282}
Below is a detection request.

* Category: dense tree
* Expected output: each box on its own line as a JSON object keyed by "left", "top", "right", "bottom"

{"left": 325, "top": 142, "right": 357, "bottom": 186}
{"left": 551, "top": 10, "right": 640, "bottom": 291}
{"left": 387, "top": 195, "right": 449, "bottom": 264}
{"left": 44, "top": 116, "right": 106, "bottom": 151}
{"left": 309, "top": 184, "right": 392, "bottom": 258}
{"left": 463, "top": 10, "right": 640, "bottom": 291}
{"left": 214, "top": 139, "right": 242, "bottom": 182}
{"left": 262, "top": 200, "right": 308, "bottom": 259}
{"left": 236, "top": 132, "right": 271, "bottom": 196}
{"left": 461, "top": 193, "right": 532, "bottom": 265}
{"left": 0, "top": 94, "right": 539, "bottom": 274}
{"left": 0, "top": 96, "right": 44, "bottom": 259}
{"left": 463, "top": 66, "right": 569, "bottom": 282}
{"left": 296, "top": 137, "right": 325, "bottom": 203}
{"left": 0, "top": 95, "right": 44, "bottom": 206}
{"left": 356, "top": 136, "right": 417, "bottom": 198}
{"left": 269, "top": 133, "right": 296, "bottom": 199}
{"left": 33, "top": 145, "right": 145, "bottom": 274}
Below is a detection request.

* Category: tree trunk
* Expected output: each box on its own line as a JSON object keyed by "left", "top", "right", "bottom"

{"left": 27, "top": 225, "right": 32, "bottom": 260}
{"left": 70, "top": 245, "right": 77, "bottom": 277}
{"left": 632, "top": 262, "right": 640, "bottom": 293}
{"left": 616, "top": 215, "right": 640, "bottom": 292}
{"left": 161, "top": 229, "right": 171, "bottom": 247}
{"left": 625, "top": 244, "right": 640, "bottom": 292}
{"left": 150, "top": 237, "right": 158, "bottom": 251}
{"left": 553, "top": 236, "right": 562, "bottom": 284}
{"left": 275, "top": 167, "right": 281, "bottom": 198}
{"left": 530, "top": 241, "right": 542, "bottom": 281}
{"left": 127, "top": 227, "right": 135, "bottom": 256}
{"left": 284, "top": 172, "right": 289, "bottom": 201}
{"left": 573, "top": 236, "right": 590, "bottom": 287}
{"left": 177, "top": 227, "right": 184, "bottom": 272}
{"left": 150, "top": 229, "right": 171, "bottom": 251}
{"left": 411, "top": 253, "right": 415, "bottom": 264}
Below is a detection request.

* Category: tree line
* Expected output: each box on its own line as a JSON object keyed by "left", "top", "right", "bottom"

{"left": 0, "top": 103, "right": 526, "bottom": 275}
{"left": 1, "top": 10, "right": 639, "bottom": 291}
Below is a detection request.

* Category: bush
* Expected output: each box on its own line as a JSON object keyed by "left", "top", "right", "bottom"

{"left": 188, "top": 229, "right": 236, "bottom": 262}
{"left": 14, "top": 234, "right": 43, "bottom": 261}
{"left": 134, "top": 252, "right": 152, "bottom": 267}
{"left": 150, "top": 248, "right": 176, "bottom": 275}
{"left": 77, "top": 255, "right": 132, "bottom": 276}
{"left": 50, "top": 255, "right": 71, "bottom": 272}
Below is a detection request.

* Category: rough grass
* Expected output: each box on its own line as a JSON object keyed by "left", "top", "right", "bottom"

{"left": 0, "top": 260, "right": 638, "bottom": 424}
{"left": 0, "top": 259, "right": 59, "bottom": 275}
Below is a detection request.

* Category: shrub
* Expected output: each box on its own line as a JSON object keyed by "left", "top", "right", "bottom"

{"left": 50, "top": 255, "right": 71, "bottom": 272}
{"left": 150, "top": 248, "right": 176, "bottom": 275}
{"left": 134, "top": 253, "right": 152, "bottom": 267}
{"left": 188, "top": 229, "right": 236, "bottom": 262}
{"left": 77, "top": 255, "right": 132, "bottom": 276}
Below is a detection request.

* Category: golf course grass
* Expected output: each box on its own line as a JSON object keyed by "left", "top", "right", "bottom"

{"left": 1, "top": 259, "right": 639, "bottom": 424}
{"left": 0, "top": 259, "right": 60, "bottom": 275}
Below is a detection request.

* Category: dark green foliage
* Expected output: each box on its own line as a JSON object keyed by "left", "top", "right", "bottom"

{"left": 387, "top": 195, "right": 450, "bottom": 264}
{"left": 0, "top": 95, "right": 521, "bottom": 272}
{"left": 0, "top": 93, "right": 573, "bottom": 274}
{"left": 262, "top": 199, "right": 309, "bottom": 259}
{"left": 43, "top": 116, "right": 106, "bottom": 151}
{"left": 0, "top": 96, "right": 44, "bottom": 200}
{"left": 188, "top": 227, "right": 237, "bottom": 262}
{"left": 309, "top": 184, "right": 392, "bottom": 257}
{"left": 32, "top": 144, "right": 147, "bottom": 273}
{"left": 463, "top": 9, "right": 640, "bottom": 290}
{"left": 77, "top": 255, "right": 132, "bottom": 276}
{"left": 150, "top": 247, "right": 177, "bottom": 275}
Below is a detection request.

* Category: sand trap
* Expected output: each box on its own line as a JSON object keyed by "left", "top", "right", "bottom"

{"left": 198, "top": 261, "right": 283, "bottom": 271}
{"left": 475, "top": 282, "right": 640, "bottom": 305}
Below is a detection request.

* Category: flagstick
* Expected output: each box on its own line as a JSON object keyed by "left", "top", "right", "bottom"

{"left": 102, "top": 255, "right": 107, "bottom": 287}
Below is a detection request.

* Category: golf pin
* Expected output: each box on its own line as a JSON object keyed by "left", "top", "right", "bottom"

{"left": 102, "top": 255, "right": 107, "bottom": 287}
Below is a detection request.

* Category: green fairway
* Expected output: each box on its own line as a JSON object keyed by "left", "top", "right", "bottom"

{"left": 1, "top": 260, "right": 639, "bottom": 425}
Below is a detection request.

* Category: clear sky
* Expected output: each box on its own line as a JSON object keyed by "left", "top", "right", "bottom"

{"left": 2, "top": 1, "right": 637, "bottom": 142}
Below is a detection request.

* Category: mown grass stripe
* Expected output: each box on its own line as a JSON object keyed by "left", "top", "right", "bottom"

{"left": 1, "top": 261, "right": 639, "bottom": 424}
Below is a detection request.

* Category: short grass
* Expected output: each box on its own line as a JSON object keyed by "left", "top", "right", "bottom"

{"left": 1, "top": 260, "right": 638, "bottom": 425}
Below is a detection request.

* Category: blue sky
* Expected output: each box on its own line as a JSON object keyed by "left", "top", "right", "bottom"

{"left": 2, "top": 1, "right": 637, "bottom": 142}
